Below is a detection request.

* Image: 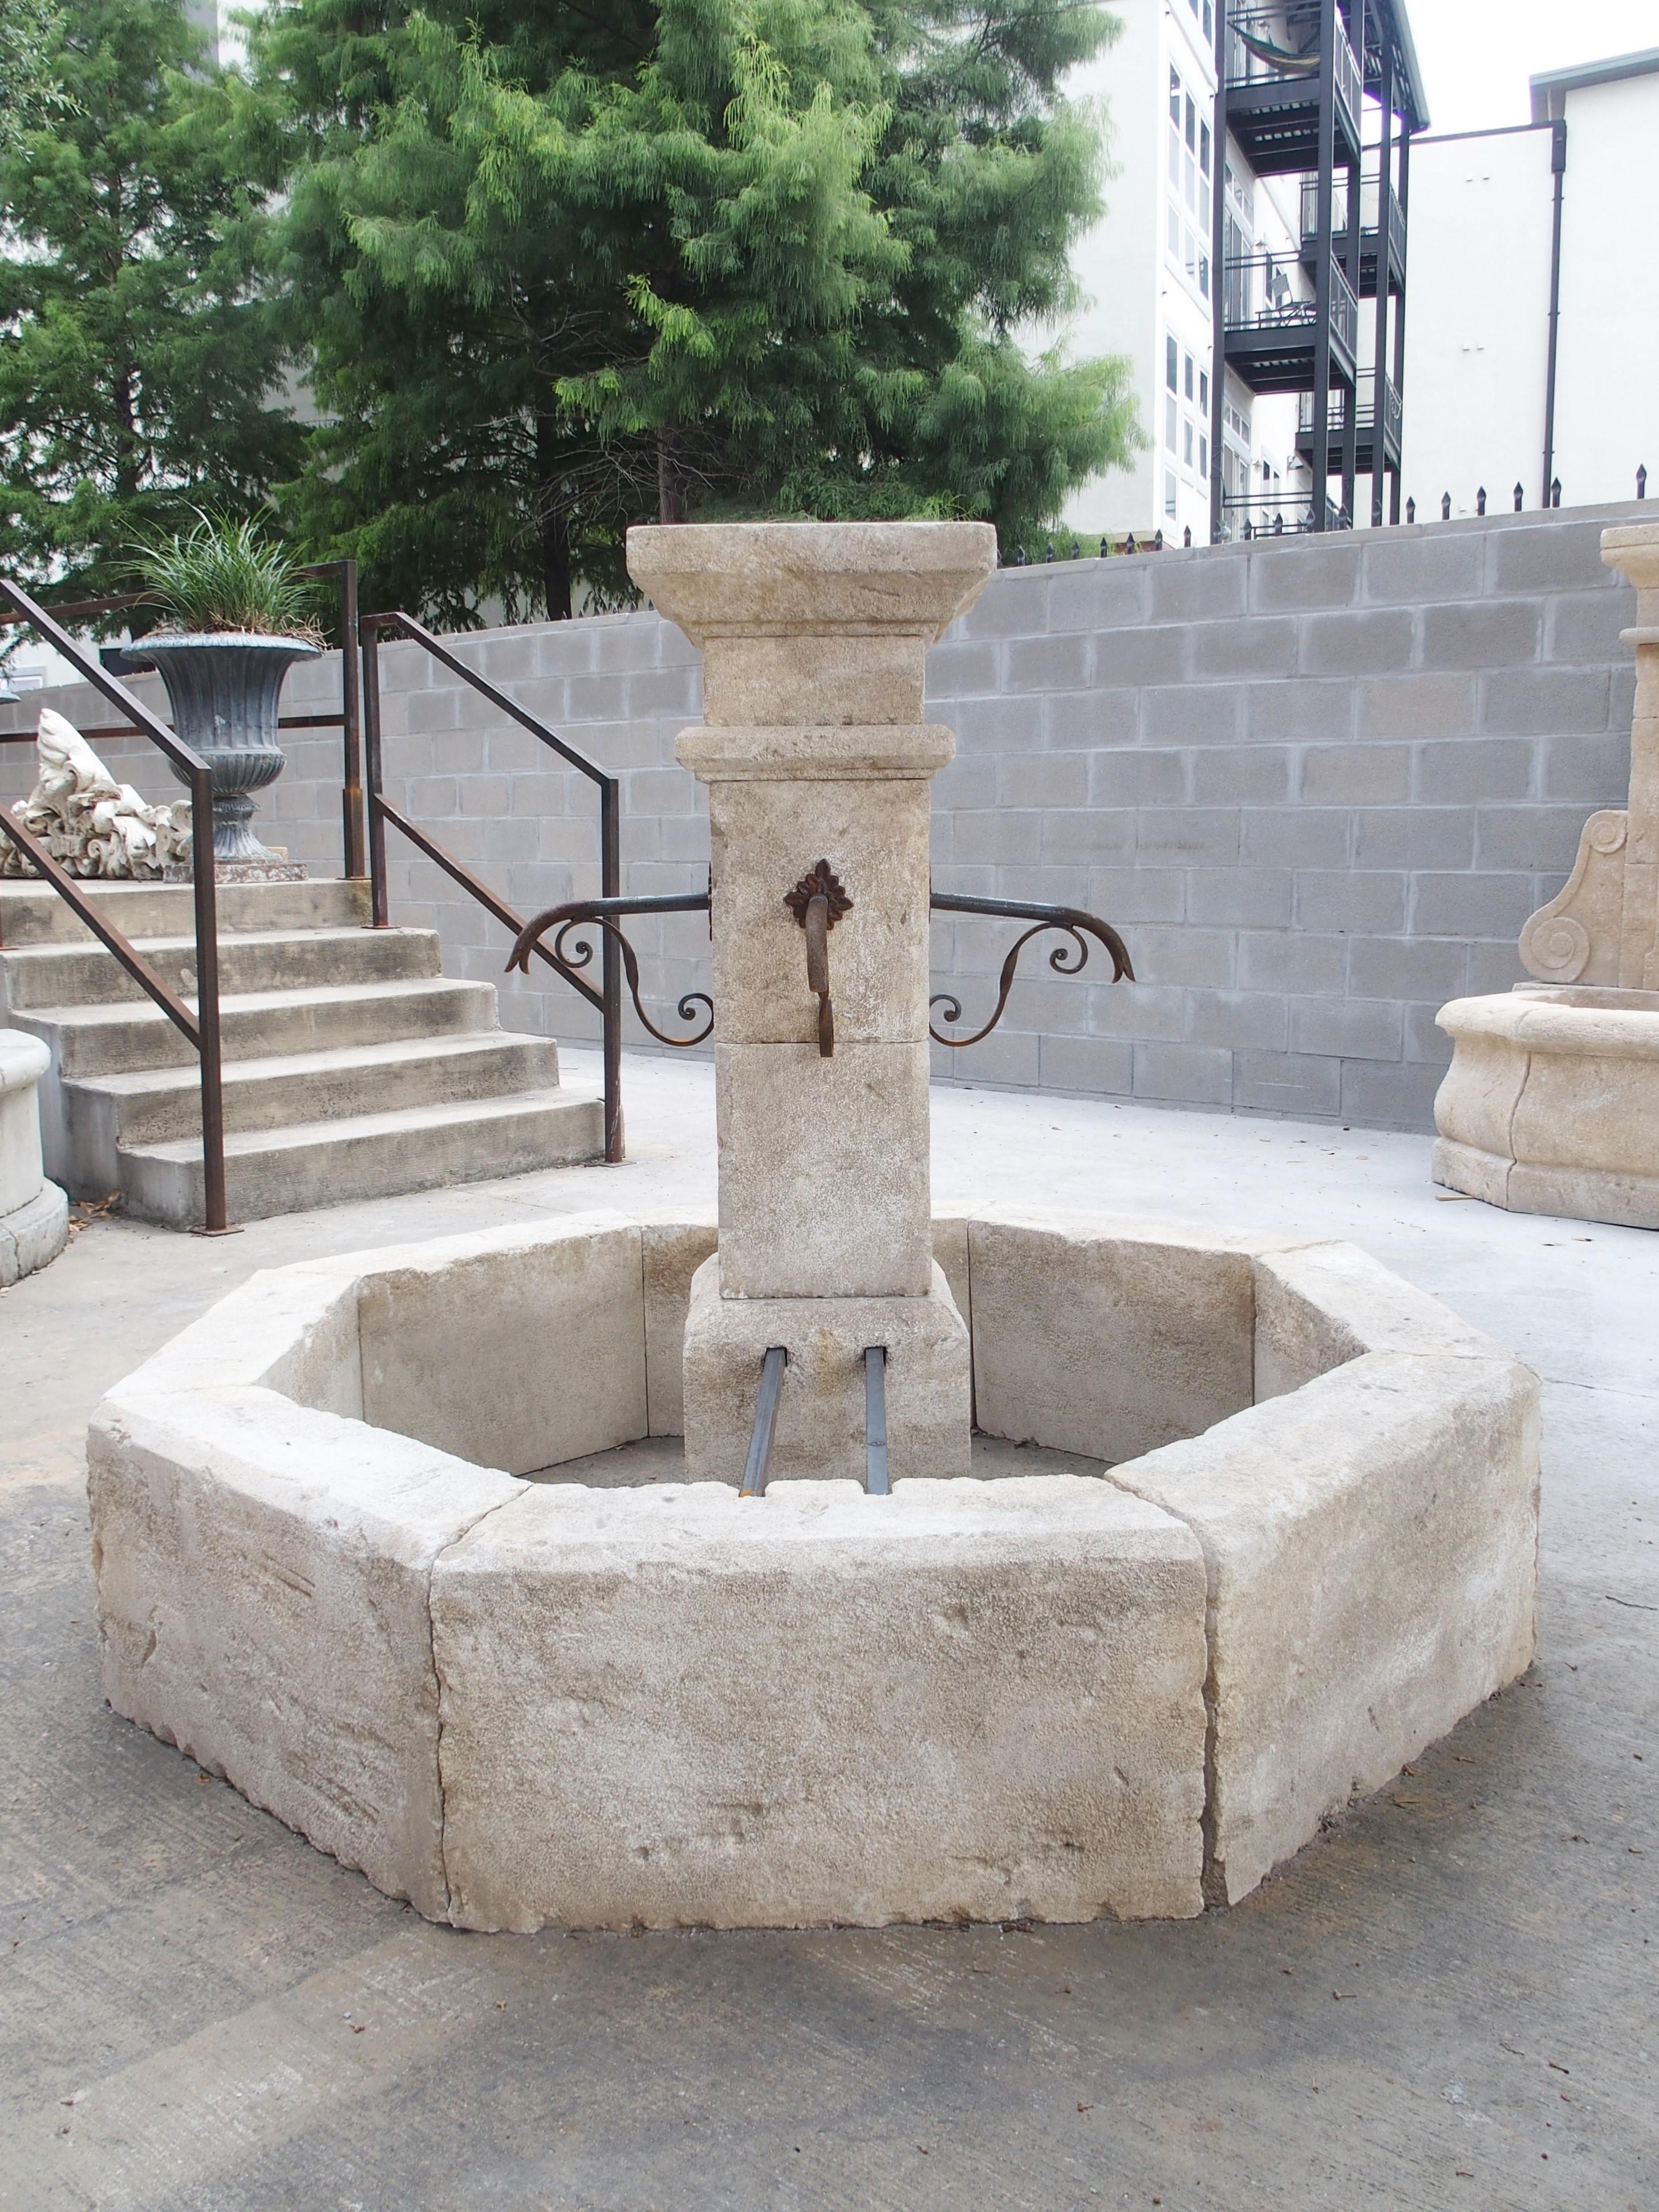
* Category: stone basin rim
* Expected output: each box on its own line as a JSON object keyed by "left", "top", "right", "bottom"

{"left": 87, "top": 1207, "right": 1539, "bottom": 1935}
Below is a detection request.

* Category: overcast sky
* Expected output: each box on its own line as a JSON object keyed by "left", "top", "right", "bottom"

{"left": 1410, "top": 0, "right": 1657, "bottom": 135}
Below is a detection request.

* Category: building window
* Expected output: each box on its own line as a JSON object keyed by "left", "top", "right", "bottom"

{"left": 1183, "top": 421, "right": 1195, "bottom": 469}
{"left": 1185, "top": 95, "right": 1196, "bottom": 153}
{"left": 1199, "top": 369, "right": 1210, "bottom": 409}
{"left": 1170, "top": 68, "right": 1181, "bottom": 126}
{"left": 1166, "top": 395, "right": 1178, "bottom": 450}
{"left": 1203, "top": 0, "right": 1213, "bottom": 36}
{"left": 1183, "top": 354, "right": 1194, "bottom": 400}
{"left": 1199, "top": 252, "right": 1210, "bottom": 299}
{"left": 1200, "top": 122, "right": 1211, "bottom": 179}
{"left": 1166, "top": 335, "right": 1178, "bottom": 391}
{"left": 1165, "top": 471, "right": 1178, "bottom": 518}
{"left": 1199, "top": 435, "right": 1209, "bottom": 478}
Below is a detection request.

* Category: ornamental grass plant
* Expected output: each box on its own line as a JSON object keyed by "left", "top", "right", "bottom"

{"left": 131, "top": 513, "right": 321, "bottom": 640}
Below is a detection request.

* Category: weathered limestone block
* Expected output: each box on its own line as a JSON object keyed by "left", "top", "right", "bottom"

{"left": 1252, "top": 1239, "right": 1511, "bottom": 1401}
{"left": 429, "top": 1474, "right": 1210, "bottom": 1931}
{"left": 701, "top": 768, "right": 934, "bottom": 1045}
{"left": 681, "top": 1255, "right": 971, "bottom": 1483}
{"left": 627, "top": 521, "right": 998, "bottom": 727}
{"left": 713, "top": 1040, "right": 934, "bottom": 1298}
{"left": 123, "top": 1256, "right": 365, "bottom": 1415}
{"left": 968, "top": 1212, "right": 1255, "bottom": 1464}
{"left": 642, "top": 1216, "right": 719, "bottom": 1436}
{"left": 0, "top": 1026, "right": 67, "bottom": 1283}
{"left": 1108, "top": 1349, "right": 1540, "bottom": 1905}
{"left": 1437, "top": 521, "right": 1659, "bottom": 1224}
{"left": 355, "top": 1213, "right": 647, "bottom": 1474}
{"left": 88, "top": 1380, "right": 522, "bottom": 1919}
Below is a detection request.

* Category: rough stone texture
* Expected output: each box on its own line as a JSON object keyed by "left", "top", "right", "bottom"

{"left": 703, "top": 773, "right": 933, "bottom": 1045}
{"left": 88, "top": 1377, "right": 522, "bottom": 1921}
{"left": 355, "top": 1213, "right": 647, "bottom": 1474}
{"left": 647, "top": 528, "right": 995, "bottom": 1390}
{"left": 1434, "top": 522, "right": 1659, "bottom": 1223}
{"left": 1107, "top": 1349, "right": 1540, "bottom": 1906}
{"left": 83, "top": 1206, "right": 1543, "bottom": 1934}
{"left": 6, "top": 505, "right": 1643, "bottom": 1136}
{"left": 627, "top": 520, "right": 999, "bottom": 726}
{"left": 680, "top": 1254, "right": 971, "bottom": 1484}
{"left": 641, "top": 1216, "right": 718, "bottom": 1436}
{"left": 1252, "top": 1238, "right": 1511, "bottom": 1401}
{"left": 968, "top": 1211, "right": 1255, "bottom": 1463}
{"left": 0, "top": 1025, "right": 66, "bottom": 1282}
{"left": 429, "top": 1474, "right": 1209, "bottom": 1931}
{"left": 713, "top": 1040, "right": 933, "bottom": 1297}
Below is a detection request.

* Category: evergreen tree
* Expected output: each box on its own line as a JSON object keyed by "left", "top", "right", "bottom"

{"left": 0, "top": 0, "right": 68, "bottom": 154}
{"left": 0, "top": 0, "right": 299, "bottom": 602}
{"left": 252, "top": 0, "right": 1138, "bottom": 620}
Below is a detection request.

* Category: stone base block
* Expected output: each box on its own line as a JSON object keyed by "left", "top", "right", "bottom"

{"left": 431, "top": 1476, "right": 1209, "bottom": 1930}
{"left": 0, "top": 1178, "right": 68, "bottom": 1284}
{"left": 1434, "top": 987, "right": 1659, "bottom": 1228}
{"left": 164, "top": 857, "right": 307, "bottom": 884}
{"left": 681, "top": 1253, "right": 970, "bottom": 1483}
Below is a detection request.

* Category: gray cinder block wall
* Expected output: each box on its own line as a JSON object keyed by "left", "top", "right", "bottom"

{"left": 0, "top": 502, "right": 1640, "bottom": 1133}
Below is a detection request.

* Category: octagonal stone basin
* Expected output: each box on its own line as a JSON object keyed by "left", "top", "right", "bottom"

{"left": 88, "top": 1211, "right": 1539, "bottom": 1932}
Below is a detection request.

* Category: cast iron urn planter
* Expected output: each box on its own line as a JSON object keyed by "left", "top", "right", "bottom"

{"left": 132, "top": 632, "right": 321, "bottom": 876}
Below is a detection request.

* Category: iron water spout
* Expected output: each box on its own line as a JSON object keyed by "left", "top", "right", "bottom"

{"left": 785, "top": 860, "right": 852, "bottom": 1057}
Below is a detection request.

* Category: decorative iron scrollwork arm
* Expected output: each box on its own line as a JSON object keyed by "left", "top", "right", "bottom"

{"left": 507, "top": 891, "right": 713, "bottom": 1048}
{"left": 927, "top": 889, "right": 1133, "bottom": 1049}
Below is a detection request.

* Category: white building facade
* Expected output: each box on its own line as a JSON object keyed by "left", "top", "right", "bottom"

{"left": 1400, "top": 48, "right": 1658, "bottom": 521}
{"left": 1061, "top": 0, "right": 1427, "bottom": 546}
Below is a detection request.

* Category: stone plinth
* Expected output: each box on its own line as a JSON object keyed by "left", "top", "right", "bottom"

{"left": 1435, "top": 522, "right": 1659, "bottom": 1225}
{"left": 628, "top": 522, "right": 996, "bottom": 1478}
{"left": 0, "top": 1028, "right": 68, "bottom": 1284}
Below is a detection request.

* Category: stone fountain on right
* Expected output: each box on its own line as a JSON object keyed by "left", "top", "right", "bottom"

{"left": 1435, "top": 521, "right": 1659, "bottom": 1228}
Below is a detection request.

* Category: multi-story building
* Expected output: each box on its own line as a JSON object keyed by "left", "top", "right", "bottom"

{"left": 1398, "top": 46, "right": 1658, "bottom": 519}
{"left": 1062, "top": 0, "right": 1427, "bottom": 544}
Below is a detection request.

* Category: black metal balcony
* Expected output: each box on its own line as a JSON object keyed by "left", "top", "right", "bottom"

{"left": 1293, "top": 369, "right": 1402, "bottom": 473}
{"left": 1223, "top": 4, "right": 1362, "bottom": 176}
{"left": 1219, "top": 490, "right": 1349, "bottom": 539}
{"left": 1299, "top": 171, "right": 1405, "bottom": 297}
{"left": 1222, "top": 250, "right": 1358, "bottom": 394}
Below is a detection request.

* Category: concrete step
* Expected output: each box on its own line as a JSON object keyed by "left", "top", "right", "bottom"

{"left": 13, "top": 975, "right": 500, "bottom": 1080}
{"left": 64, "top": 1030, "right": 566, "bottom": 1154}
{"left": 118, "top": 1087, "right": 605, "bottom": 1225}
{"left": 0, "top": 875, "right": 370, "bottom": 948}
{"left": 0, "top": 924, "right": 441, "bottom": 1012}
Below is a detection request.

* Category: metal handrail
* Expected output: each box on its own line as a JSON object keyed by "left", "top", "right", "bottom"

{"left": 1297, "top": 368, "right": 1402, "bottom": 449}
{"left": 359, "top": 608, "right": 625, "bottom": 1161}
{"left": 1225, "top": 7, "right": 1361, "bottom": 151}
{"left": 0, "top": 579, "right": 229, "bottom": 1231}
{"left": 1300, "top": 170, "right": 1405, "bottom": 265}
{"left": 1223, "top": 251, "right": 1357, "bottom": 358}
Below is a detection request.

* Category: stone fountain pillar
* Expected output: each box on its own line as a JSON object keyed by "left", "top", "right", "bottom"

{"left": 626, "top": 521, "right": 997, "bottom": 1480}
{"left": 1434, "top": 521, "right": 1659, "bottom": 1226}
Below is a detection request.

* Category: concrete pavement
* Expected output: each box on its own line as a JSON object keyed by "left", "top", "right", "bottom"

{"left": 1, "top": 1049, "right": 1654, "bottom": 2210}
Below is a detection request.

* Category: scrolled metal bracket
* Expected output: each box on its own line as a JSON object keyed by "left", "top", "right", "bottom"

{"left": 927, "top": 889, "right": 1133, "bottom": 1049}
{"left": 506, "top": 889, "right": 713, "bottom": 1048}
{"left": 784, "top": 859, "right": 852, "bottom": 1058}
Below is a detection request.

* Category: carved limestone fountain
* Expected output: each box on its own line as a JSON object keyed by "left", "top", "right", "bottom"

{"left": 88, "top": 523, "right": 1540, "bottom": 1930}
{"left": 1435, "top": 521, "right": 1659, "bottom": 1228}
